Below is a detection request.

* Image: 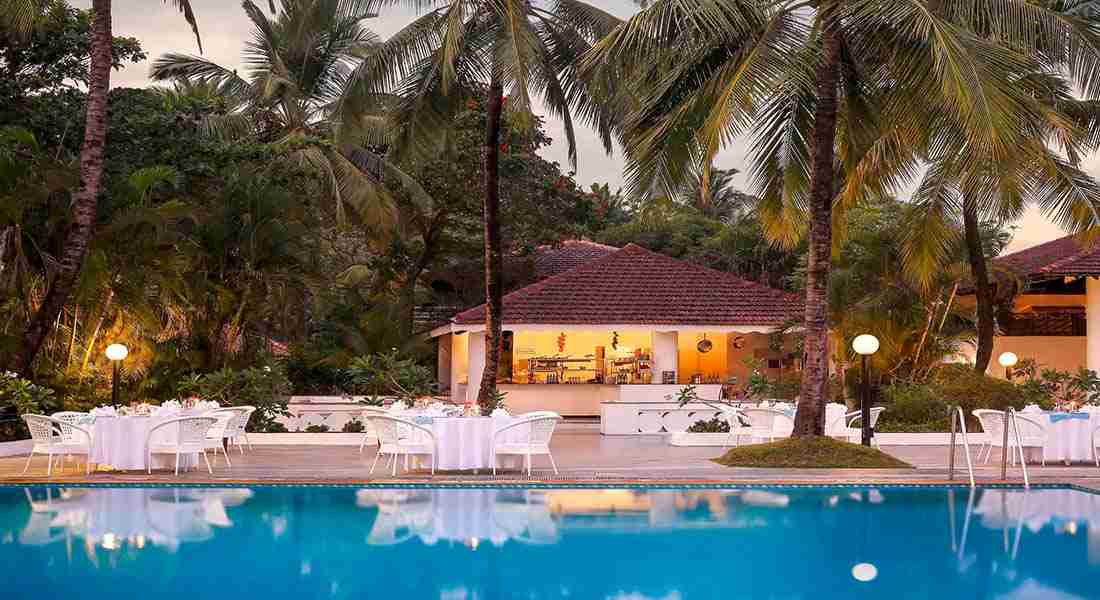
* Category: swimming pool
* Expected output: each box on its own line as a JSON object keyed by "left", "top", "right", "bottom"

{"left": 2, "top": 484, "right": 1098, "bottom": 599}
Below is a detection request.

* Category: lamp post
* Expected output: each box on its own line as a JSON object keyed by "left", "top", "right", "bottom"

{"left": 998, "top": 351, "right": 1019, "bottom": 380}
{"left": 852, "top": 334, "right": 880, "bottom": 447}
{"left": 105, "top": 343, "right": 128, "bottom": 406}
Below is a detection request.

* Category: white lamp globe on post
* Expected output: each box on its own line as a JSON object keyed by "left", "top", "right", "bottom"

{"left": 105, "top": 343, "right": 128, "bottom": 406}
{"left": 998, "top": 351, "right": 1018, "bottom": 380}
{"left": 852, "top": 334, "right": 880, "bottom": 447}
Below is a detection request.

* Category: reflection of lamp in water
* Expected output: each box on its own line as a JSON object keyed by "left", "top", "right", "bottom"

{"left": 851, "top": 562, "right": 878, "bottom": 582}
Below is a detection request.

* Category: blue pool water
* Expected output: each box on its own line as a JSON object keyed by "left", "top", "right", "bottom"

{"left": 2, "top": 485, "right": 1098, "bottom": 599}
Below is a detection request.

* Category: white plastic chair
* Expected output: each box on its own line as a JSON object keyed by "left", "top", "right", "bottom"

{"left": 365, "top": 415, "right": 437, "bottom": 476}
{"left": 202, "top": 408, "right": 242, "bottom": 467}
{"left": 720, "top": 408, "right": 748, "bottom": 447}
{"left": 1010, "top": 413, "right": 1048, "bottom": 466}
{"left": 972, "top": 409, "right": 1006, "bottom": 464}
{"left": 145, "top": 416, "right": 216, "bottom": 476}
{"left": 228, "top": 406, "right": 256, "bottom": 452}
{"left": 22, "top": 414, "right": 94, "bottom": 476}
{"left": 357, "top": 406, "right": 389, "bottom": 454}
{"left": 1093, "top": 424, "right": 1100, "bottom": 468}
{"left": 741, "top": 408, "right": 793, "bottom": 442}
{"left": 491, "top": 415, "right": 561, "bottom": 476}
{"left": 828, "top": 407, "right": 885, "bottom": 446}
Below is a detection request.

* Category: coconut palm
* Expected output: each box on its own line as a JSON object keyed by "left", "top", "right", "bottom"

{"left": 151, "top": 0, "right": 427, "bottom": 231}
{"left": 583, "top": 0, "right": 1100, "bottom": 435}
{"left": 678, "top": 164, "right": 753, "bottom": 221}
{"left": 8, "top": 0, "right": 201, "bottom": 376}
{"left": 347, "top": 0, "right": 621, "bottom": 410}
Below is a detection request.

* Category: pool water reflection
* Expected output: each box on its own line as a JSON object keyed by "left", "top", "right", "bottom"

{"left": 1, "top": 485, "right": 1098, "bottom": 599}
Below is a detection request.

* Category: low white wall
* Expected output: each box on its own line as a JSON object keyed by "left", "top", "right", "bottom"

{"left": 667, "top": 432, "right": 974, "bottom": 447}
{"left": 0, "top": 439, "right": 33, "bottom": 457}
{"left": 244, "top": 433, "right": 373, "bottom": 446}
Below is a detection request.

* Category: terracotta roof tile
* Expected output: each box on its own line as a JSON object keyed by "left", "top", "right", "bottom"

{"left": 528, "top": 240, "right": 618, "bottom": 280}
{"left": 451, "top": 244, "right": 801, "bottom": 327}
{"left": 994, "top": 234, "right": 1100, "bottom": 279}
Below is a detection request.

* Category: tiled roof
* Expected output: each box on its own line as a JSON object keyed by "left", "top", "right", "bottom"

{"left": 451, "top": 244, "right": 801, "bottom": 327}
{"left": 993, "top": 234, "right": 1100, "bottom": 279}
{"left": 527, "top": 240, "right": 618, "bottom": 280}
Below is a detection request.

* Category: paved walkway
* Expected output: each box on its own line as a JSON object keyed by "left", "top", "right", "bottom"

{"left": 2, "top": 430, "right": 1098, "bottom": 490}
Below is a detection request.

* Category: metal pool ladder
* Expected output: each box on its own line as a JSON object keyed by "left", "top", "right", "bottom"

{"left": 948, "top": 406, "right": 1030, "bottom": 489}
{"left": 947, "top": 406, "right": 975, "bottom": 488}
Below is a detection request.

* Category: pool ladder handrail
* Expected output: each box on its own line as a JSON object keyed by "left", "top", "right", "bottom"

{"left": 947, "top": 406, "right": 975, "bottom": 488}
{"left": 1003, "top": 407, "right": 1030, "bottom": 489}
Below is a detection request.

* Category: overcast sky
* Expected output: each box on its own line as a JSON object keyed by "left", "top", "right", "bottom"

{"left": 74, "top": 0, "right": 1078, "bottom": 253}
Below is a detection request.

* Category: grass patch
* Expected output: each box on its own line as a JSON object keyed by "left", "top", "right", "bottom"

{"left": 714, "top": 436, "right": 913, "bottom": 469}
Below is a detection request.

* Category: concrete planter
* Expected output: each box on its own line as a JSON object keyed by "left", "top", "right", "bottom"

{"left": 0, "top": 439, "right": 33, "bottom": 457}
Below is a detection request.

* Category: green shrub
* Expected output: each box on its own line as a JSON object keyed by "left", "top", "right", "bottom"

{"left": 687, "top": 417, "right": 730, "bottom": 433}
{"left": 181, "top": 365, "right": 291, "bottom": 432}
{"left": 341, "top": 419, "right": 365, "bottom": 433}
{"left": 0, "top": 373, "right": 58, "bottom": 442}
{"left": 305, "top": 424, "right": 330, "bottom": 433}
{"left": 346, "top": 349, "right": 437, "bottom": 401}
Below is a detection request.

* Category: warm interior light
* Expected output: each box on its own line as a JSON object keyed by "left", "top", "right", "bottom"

{"left": 852, "top": 334, "right": 880, "bottom": 356}
{"left": 105, "top": 343, "right": 129, "bottom": 361}
{"left": 998, "top": 352, "right": 1019, "bottom": 368}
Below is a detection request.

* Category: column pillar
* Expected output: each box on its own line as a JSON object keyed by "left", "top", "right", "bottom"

{"left": 653, "top": 331, "right": 679, "bottom": 384}
{"left": 1088, "top": 277, "right": 1100, "bottom": 374}
{"left": 467, "top": 331, "right": 486, "bottom": 405}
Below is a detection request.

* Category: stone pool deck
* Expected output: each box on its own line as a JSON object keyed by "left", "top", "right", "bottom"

{"left": 2, "top": 428, "right": 1098, "bottom": 491}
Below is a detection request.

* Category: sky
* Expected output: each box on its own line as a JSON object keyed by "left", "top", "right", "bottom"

{"left": 73, "top": 0, "right": 1077, "bottom": 253}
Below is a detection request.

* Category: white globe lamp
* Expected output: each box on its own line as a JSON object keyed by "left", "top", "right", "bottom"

{"left": 851, "top": 334, "right": 879, "bottom": 447}
{"left": 998, "top": 351, "right": 1019, "bottom": 379}
{"left": 852, "top": 334, "right": 880, "bottom": 356}
{"left": 105, "top": 343, "right": 128, "bottom": 405}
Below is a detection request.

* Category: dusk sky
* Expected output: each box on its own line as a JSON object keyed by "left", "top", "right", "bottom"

{"left": 75, "top": 0, "right": 1079, "bottom": 253}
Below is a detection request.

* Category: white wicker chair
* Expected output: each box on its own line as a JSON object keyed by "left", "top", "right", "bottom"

{"left": 828, "top": 407, "right": 886, "bottom": 446}
{"left": 365, "top": 415, "right": 437, "bottom": 476}
{"left": 22, "top": 414, "right": 94, "bottom": 476}
{"left": 741, "top": 408, "right": 793, "bottom": 442}
{"left": 720, "top": 408, "right": 748, "bottom": 447}
{"left": 202, "top": 408, "right": 243, "bottom": 467}
{"left": 145, "top": 416, "right": 216, "bottom": 476}
{"left": 357, "top": 406, "right": 389, "bottom": 453}
{"left": 1093, "top": 424, "right": 1100, "bottom": 468}
{"left": 973, "top": 409, "right": 1048, "bottom": 465}
{"left": 491, "top": 415, "right": 561, "bottom": 476}
{"left": 228, "top": 406, "right": 256, "bottom": 452}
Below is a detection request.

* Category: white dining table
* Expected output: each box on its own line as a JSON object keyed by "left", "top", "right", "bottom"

{"left": 1031, "top": 411, "right": 1100, "bottom": 464}
{"left": 90, "top": 413, "right": 200, "bottom": 471}
{"left": 431, "top": 416, "right": 521, "bottom": 471}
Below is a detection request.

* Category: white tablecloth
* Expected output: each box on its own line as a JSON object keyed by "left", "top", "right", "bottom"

{"left": 1037, "top": 413, "right": 1100, "bottom": 463}
{"left": 975, "top": 489, "right": 1100, "bottom": 532}
{"left": 91, "top": 414, "right": 199, "bottom": 471}
{"left": 431, "top": 416, "right": 520, "bottom": 470}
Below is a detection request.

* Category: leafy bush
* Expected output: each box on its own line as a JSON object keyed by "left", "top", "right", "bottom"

{"left": 181, "top": 365, "right": 291, "bottom": 432}
{"left": 0, "top": 372, "right": 58, "bottom": 442}
{"left": 479, "top": 387, "right": 508, "bottom": 416}
{"left": 876, "top": 366, "right": 1051, "bottom": 432}
{"left": 284, "top": 355, "right": 352, "bottom": 395}
{"left": 341, "top": 419, "right": 365, "bottom": 433}
{"left": 305, "top": 424, "right": 330, "bottom": 433}
{"left": 687, "top": 417, "right": 730, "bottom": 433}
{"left": 346, "top": 349, "right": 437, "bottom": 401}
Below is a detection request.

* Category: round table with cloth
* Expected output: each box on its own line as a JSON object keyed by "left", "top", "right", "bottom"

{"left": 1036, "top": 412, "right": 1100, "bottom": 464}
{"left": 430, "top": 416, "right": 522, "bottom": 471}
{"left": 90, "top": 414, "right": 200, "bottom": 471}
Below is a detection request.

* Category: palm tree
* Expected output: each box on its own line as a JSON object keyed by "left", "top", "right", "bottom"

{"left": 7, "top": 0, "right": 201, "bottom": 376}
{"left": 583, "top": 0, "right": 1100, "bottom": 436}
{"left": 151, "top": 0, "right": 423, "bottom": 231}
{"left": 678, "top": 164, "right": 752, "bottom": 221}
{"left": 898, "top": 72, "right": 1100, "bottom": 373}
{"left": 351, "top": 0, "right": 621, "bottom": 411}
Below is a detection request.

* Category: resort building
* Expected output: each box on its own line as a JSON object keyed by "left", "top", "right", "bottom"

{"left": 962, "top": 234, "right": 1100, "bottom": 376}
{"left": 429, "top": 243, "right": 802, "bottom": 430}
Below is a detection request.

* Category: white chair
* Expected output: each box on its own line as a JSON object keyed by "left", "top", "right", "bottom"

{"left": 203, "top": 408, "right": 243, "bottom": 467}
{"left": 357, "top": 406, "right": 389, "bottom": 454}
{"left": 228, "top": 406, "right": 256, "bottom": 452}
{"left": 720, "top": 408, "right": 748, "bottom": 447}
{"left": 365, "top": 415, "right": 437, "bottom": 476}
{"left": 828, "top": 407, "right": 885, "bottom": 446}
{"left": 741, "top": 408, "right": 793, "bottom": 442}
{"left": 491, "top": 415, "right": 561, "bottom": 476}
{"left": 145, "top": 416, "right": 216, "bottom": 476}
{"left": 22, "top": 414, "right": 94, "bottom": 476}
{"left": 973, "top": 409, "right": 1048, "bottom": 465}
{"left": 1093, "top": 424, "right": 1100, "bottom": 468}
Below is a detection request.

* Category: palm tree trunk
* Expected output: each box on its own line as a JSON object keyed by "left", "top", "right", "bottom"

{"left": 10, "top": 0, "right": 112, "bottom": 376}
{"left": 792, "top": 6, "right": 842, "bottom": 438}
{"left": 962, "top": 194, "right": 994, "bottom": 373}
{"left": 477, "top": 78, "right": 505, "bottom": 413}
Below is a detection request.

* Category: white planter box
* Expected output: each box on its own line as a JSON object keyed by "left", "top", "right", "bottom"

{"left": 245, "top": 433, "right": 374, "bottom": 446}
{"left": 0, "top": 439, "right": 33, "bottom": 457}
